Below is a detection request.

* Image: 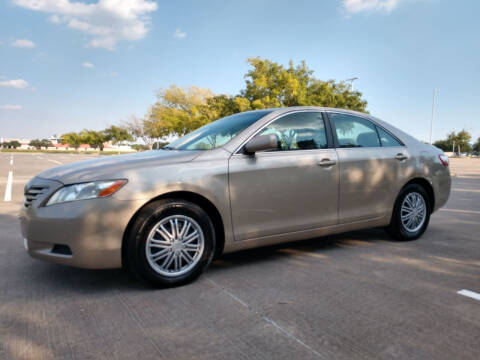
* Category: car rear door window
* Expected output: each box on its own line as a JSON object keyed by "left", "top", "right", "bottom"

{"left": 257, "top": 112, "right": 327, "bottom": 151}
{"left": 329, "top": 113, "right": 380, "bottom": 148}
{"left": 377, "top": 126, "right": 402, "bottom": 147}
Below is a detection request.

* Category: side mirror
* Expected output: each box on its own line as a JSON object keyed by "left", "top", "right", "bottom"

{"left": 244, "top": 134, "right": 279, "bottom": 154}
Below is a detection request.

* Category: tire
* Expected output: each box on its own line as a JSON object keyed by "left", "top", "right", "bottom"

{"left": 125, "top": 199, "right": 216, "bottom": 287}
{"left": 385, "top": 184, "right": 431, "bottom": 241}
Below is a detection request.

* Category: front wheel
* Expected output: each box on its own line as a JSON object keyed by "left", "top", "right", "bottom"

{"left": 385, "top": 184, "right": 431, "bottom": 241}
{"left": 125, "top": 199, "right": 216, "bottom": 287}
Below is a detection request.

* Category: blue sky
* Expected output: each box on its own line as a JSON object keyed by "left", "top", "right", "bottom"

{"left": 1, "top": 0, "right": 479, "bottom": 143}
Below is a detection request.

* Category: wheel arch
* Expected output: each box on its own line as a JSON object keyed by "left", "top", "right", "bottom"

{"left": 121, "top": 191, "right": 226, "bottom": 267}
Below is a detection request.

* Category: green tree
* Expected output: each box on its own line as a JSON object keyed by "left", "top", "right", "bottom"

{"left": 146, "top": 85, "right": 216, "bottom": 139}
{"left": 29, "top": 139, "right": 42, "bottom": 149}
{"left": 60, "top": 132, "right": 82, "bottom": 150}
{"left": 8, "top": 140, "right": 21, "bottom": 149}
{"left": 206, "top": 95, "right": 251, "bottom": 118}
{"left": 433, "top": 130, "right": 472, "bottom": 153}
{"left": 433, "top": 139, "right": 449, "bottom": 152}
{"left": 144, "top": 57, "right": 369, "bottom": 141}
{"left": 472, "top": 137, "right": 480, "bottom": 154}
{"left": 40, "top": 139, "right": 53, "bottom": 149}
{"left": 103, "top": 125, "right": 134, "bottom": 144}
{"left": 80, "top": 130, "right": 107, "bottom": 151}
{"left": 242, "top": 57, "right": 368, "bottom": 111}
{"left": 455, "top": 129, "right": 473, "bottom": 153}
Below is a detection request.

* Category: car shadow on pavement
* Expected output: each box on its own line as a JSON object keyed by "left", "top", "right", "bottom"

{"left": 33, "top": 263, "right": 145, "bottom": 291}
{"left": 209, "top": 227, "right": 390, "bottom": 273}
{"left": 24, "top": 227, "right": 389, "bottom": 292}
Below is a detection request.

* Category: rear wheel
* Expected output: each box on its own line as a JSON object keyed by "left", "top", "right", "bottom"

{"left": 125, "top": 199, "right": 216, "bottom": 287}
{"left": 386, "top": 184, "right": 431, "bottom": 241}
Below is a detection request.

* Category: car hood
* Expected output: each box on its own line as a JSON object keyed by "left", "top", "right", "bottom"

{"left": 37, "top": 150, "right": 202, "bottom": 184}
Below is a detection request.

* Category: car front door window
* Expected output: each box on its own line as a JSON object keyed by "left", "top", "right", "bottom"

{"left": 257, "top": 112, "right": 328, "bottom": 151}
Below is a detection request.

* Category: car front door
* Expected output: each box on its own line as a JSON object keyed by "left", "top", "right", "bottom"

{"left": 228, "top": 111, "right": 339, "bottom": 241}
{"left": 328, "top": 112, "right": 408, "bottom": 223}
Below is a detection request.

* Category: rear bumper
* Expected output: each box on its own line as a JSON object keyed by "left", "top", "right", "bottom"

{"left": 20, "top": 190, "right": 144, "bottom": 269}
{"left": 432, "top": 168, "right": 451, "bottom": 212}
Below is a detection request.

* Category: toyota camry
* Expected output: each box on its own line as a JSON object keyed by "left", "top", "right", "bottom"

{"left": 20, "top": 107, "right": 451, "bottom": 287}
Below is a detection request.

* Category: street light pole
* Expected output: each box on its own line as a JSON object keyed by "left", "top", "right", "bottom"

{"left": 345, "top": 77, "right": 359, "bottom": 91}
{"left": 429, "top": 89, "right": 439, "bottom": 144}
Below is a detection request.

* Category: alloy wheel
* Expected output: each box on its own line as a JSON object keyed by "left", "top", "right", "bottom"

{"left": 145, "top": 215, "right": 205, "bottom": 277}
{"left": 400, "top": 192, "right": 427, "bottom": 233}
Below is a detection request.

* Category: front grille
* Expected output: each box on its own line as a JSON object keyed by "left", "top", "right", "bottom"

{"left": 24, "top": 185, "right": 48, "bottom": 207}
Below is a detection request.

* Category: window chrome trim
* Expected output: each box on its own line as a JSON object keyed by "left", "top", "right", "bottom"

{"left": 232, "top": 110, "right": 330, "bottom": 156}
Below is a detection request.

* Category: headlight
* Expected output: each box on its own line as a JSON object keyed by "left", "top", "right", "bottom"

{"left": 46, "top": 180, "right": 127, "bottom": 206}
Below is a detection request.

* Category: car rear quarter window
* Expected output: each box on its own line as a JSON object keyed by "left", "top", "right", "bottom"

{"left": 330, "top": 113, "right": 380, "bottom": 148}
{"left": 376, "top": 126, "right": 402, "bottom": 147}
{"left": 257, "top": 112, "right": 327, "bottom": 151}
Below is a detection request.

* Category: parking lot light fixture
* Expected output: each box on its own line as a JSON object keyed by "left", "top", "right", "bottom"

{"left": 430, "top": 89, "right": 439, "bottom": 144}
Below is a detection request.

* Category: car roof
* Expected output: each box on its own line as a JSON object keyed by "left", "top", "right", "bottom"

{"left": 248, "top": 106, "right": 373, "bottom": 119}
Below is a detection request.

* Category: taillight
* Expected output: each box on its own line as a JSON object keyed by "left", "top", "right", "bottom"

{"left": 438, "top": 154, "right": 449, "bottom": 167}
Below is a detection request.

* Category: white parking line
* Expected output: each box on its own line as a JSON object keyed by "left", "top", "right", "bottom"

{"left": 452, "top": 188, "right": 480, "bottom": 193}
{"left": 36, "top": 156, "right": 63, "bottom": 165}
{"left": 205, "top": 277, "right": 324, "bottom": 358}
{"left": 10, "top": 156, "right": 13, "bottom": 166}
{"left": 4, "top": 171, "right": 13, "bottom": 202}
{"left": 457, "top": 289, "right": 480, "bottom": 301}
{"left": 440, "top": 208, "right": 480, "bottom": 215}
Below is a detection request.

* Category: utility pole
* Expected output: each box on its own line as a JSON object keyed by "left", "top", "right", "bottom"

{"left": 345, "top": 77, "right": 359, "bottom": 91}
{"left": 429, "top": 89, "right": 439, "bottom": 144}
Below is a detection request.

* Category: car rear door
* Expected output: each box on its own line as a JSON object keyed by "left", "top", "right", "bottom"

{"left": 327, "top": 112, "right": 408, "bottom": 223}
{"left": 228, "top": 111, "right": 339, "bottom": 241}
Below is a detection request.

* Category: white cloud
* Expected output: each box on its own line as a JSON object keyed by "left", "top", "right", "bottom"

{"left": 13, "top": 0, "right": 158, "bottom": 50}
{"left": 82, "top": 62, "right": 95, "bottom": 68}
{"left": 0, "top": 104, "right": 22, "bottom": 110}
{"left": 0, "top": 79, "right": 30, "bottom": 89}
{"left": 48, "top": 14, "right": 62, "bottom": 23}
{"left": 343, "top": 0, "right": 401, "bottom": 13}
{"left": 173, "top": 28, "right": 186, "bottom": 39}
{"left": 11, "top": 39, "right": 35, "bottom": 48}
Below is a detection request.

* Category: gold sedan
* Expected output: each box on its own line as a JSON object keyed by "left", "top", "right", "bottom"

{"left": 20, "top": 107, "right": 451, "bottom": 287}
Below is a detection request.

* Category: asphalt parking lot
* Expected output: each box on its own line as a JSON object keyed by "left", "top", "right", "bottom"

{"left": 0, "top": 152, "right": 479, "bottom": 360}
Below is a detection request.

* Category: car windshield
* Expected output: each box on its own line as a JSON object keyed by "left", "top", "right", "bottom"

{"left": 166, "top": 110, "right": 273, "bottom": 150}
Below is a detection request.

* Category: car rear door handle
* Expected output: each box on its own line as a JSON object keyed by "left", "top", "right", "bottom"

{"left": 395, "top": 153, "right": 408, "bottom": 161}
{"left": 317, "top": 159, "right": 336, "bottom": 167}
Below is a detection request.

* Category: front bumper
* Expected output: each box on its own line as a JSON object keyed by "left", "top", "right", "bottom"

{"left": 20, "top": 177, "right": 144, "bottom": 269}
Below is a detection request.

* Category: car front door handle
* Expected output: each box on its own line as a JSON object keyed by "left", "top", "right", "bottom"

{"left": 395, "top": 153, "right": 408, "bottom": 161}
{"left": 317, "top": 159, "right": 336, "bottom": 167}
